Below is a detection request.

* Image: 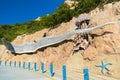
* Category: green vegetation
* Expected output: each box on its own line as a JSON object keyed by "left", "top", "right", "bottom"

{"left": 40, "top": 4, "right": 74, "bottom": 29}
{"left": 0, "top": 0, "right": 119, "bottom": 44}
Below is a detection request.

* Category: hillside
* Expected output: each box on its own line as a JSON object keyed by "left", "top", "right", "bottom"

{"left": 0, "top": 0, "right": 119, "bottom": 44}
{"left": 0, "top": 1, "right": 120, "bottom": 80}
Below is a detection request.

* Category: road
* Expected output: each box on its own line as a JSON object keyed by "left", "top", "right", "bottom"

{"left": 0, "top": 66, "right": 55, "bottom": 80}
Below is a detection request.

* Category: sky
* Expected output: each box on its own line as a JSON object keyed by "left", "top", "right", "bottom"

{"left": 0, "top": 0, "right": 65, "bottom": 25}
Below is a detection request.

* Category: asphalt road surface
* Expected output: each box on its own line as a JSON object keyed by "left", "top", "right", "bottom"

{"left": 0, "top": 66, "right": 54, "bottom": 80}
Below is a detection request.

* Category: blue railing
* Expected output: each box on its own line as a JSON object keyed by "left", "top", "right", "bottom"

{"left": 50, "top": 63, "right": 54, "bottom": 77}
{"left": 0, "top": 60, "right": 89, "bottom": 80}
{"left": 34, "top": 62, "right": 37, "bottom": 72}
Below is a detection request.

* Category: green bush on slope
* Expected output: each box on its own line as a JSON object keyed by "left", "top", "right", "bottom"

{"left": 0, "top": 0, "right": 119, "bottom": 44}
{"left": 40, "top": 4, "right": 74, "bottom": 29}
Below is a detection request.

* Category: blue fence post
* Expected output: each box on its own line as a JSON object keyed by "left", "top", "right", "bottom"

{"left": 9, "top": 61, "right": 12, "bottom": 67}
{"left": 28, "top": 62, "right": 31, "bottom": 70}
{"left": 18, "top": 61, "right": 21, "bottom": 68}
{"left": 14, "top": 61, "right": 16, "bottom": 67}
{"left": 0, "top": 61, "right": 2, "bottom": 66}
{"left": 34, "top": 62, "right": 37, "bottom": 72}
{"left": 22, "top": 62, "right": 25, "bottom": 69}
{"left": 62, "top": 65, "right": 67, "bottom": 80}
{"left": 83, "top": 68, "right": 89, "bottom": 80}
{"left": 50, "top": 64, "right": 54, "bottom": 77}
{"left": 4, "top": 61, "right": 7, "bottom": 66}
{"left": 41, "top": 62, "right": 45, "bottom": 74}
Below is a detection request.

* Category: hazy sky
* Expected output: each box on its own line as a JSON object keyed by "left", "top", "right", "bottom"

{"left": 0, "top": 0, "right": 64, "bottom": 24}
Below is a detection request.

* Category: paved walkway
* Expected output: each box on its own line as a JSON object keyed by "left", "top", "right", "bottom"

{"left": 0, "top": 66, "right": 55, "bottom": 80}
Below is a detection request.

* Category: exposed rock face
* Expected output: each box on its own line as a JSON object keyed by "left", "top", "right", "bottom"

{"left": 35, "top": 17, "right": 41, "bottom": 21}
{"left": 64, "top": 0, "right": 78, "bottom": 9}
{"left": 64, "top": 0, "right": 75, "bottom": 7}
{"left": 83, "top": 2, "right": 120, "bottom": 60}
{"left": 0, "top": 1, "right": 120, "bottom": 79}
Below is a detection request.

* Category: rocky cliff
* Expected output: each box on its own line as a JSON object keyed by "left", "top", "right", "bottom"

{"left": 0, "top": 1, "right": 120, "bottom": 79}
